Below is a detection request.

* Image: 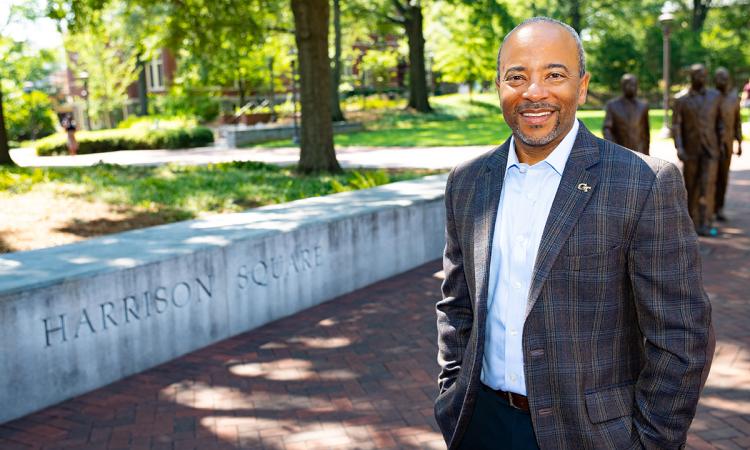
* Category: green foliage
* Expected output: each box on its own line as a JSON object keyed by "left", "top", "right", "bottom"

{"left": 151, "top": 87, "right": 221, "bottom": 122}
{"left": 428, "top": 1, "right": 513, "bottom": 89}
{"left": 330, "top": 170, "right": 391, "bottom": 192}
{"left": 0, "top": 36, "right": 59, "bottom": 151}
{"left": 34, "top": 126, "right": 214, "bottom": 156}
{"left": 63, "top": 5, "right": 140, "bottom": 129}
{"left": 0, "top": 163, "right": 442, "bottom": 220}
{"left": 0, "top": 167, "right": 62, "bottom": 193}
{"left": 361, "top": 48, "right": 401, "bottom": 92}
{"left": 3, "top": 91, "right": 57, "bottom": 141}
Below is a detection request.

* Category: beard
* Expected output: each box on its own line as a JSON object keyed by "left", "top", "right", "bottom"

{"left": 511, "top": 113, "right": 563, "bottom": 147}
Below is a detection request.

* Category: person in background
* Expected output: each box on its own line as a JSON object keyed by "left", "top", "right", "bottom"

{"left": 603, "top": 73, "right": 650, "bottom": 155}
{"left": 671, "top": 64, "right": 723, "bottom": 236}
{"left": 713, "top": 68, "right": 743, "bottom": 222}
{"left": 62, "top": 114, "right": 78, "bottom": 156}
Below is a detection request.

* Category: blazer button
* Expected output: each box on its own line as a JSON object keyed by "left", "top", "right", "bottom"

{"left": 530, "top": 348, "right": 545, "bottom": 357}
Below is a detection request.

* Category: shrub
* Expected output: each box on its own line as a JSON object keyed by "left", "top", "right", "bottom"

{"left": 34, "top": 125, "right": 214, "bottom": 156}
{"left": 4, "top": 90, "right": 57, "bottom": 141}
{"left": 152, "top": 89, "right": 221, "bottom": 122}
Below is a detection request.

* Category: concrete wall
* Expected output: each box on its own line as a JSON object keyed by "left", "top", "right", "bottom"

{"left": 225, "top": 121, "right": 364, "bottom": 147}
{"left": 0, "top": 174, "right": 448, "bottom": 424}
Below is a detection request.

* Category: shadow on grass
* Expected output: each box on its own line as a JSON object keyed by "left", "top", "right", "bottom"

{"left": 55, "top": 209, "right": 195, "bottom": 238}
{"left": 467, "top": 98, "right": 501, "bottom": 114}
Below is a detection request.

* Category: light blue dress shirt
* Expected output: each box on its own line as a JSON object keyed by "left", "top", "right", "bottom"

{"left": 481, "top": 120, "right": 579, "bottom": 395}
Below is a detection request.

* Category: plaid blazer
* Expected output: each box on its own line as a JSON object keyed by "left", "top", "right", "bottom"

{"left": 435, "top": 123, "right": 714, "bottom": 450}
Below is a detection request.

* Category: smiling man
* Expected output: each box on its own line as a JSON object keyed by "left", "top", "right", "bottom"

{"left": 435, "top": 17, "right": 714, "bottom": 450}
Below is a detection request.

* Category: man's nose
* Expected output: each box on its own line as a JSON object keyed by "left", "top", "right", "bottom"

{"left": 522, "top": 81, "right": 549, "bottom": 102}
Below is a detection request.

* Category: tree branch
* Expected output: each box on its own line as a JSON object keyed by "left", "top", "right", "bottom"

{"left": 347, "top": 3, "right": 404, "bottom": 25}
{"left": 266, "top": 25, "right": 295, "bottom": 34}
{"left": 391, "top": 0, "right": 406, "bottom": 16}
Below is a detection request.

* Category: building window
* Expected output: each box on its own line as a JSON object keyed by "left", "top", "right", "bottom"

{"left": 146, "top": 55, "right": 165, "bottom": 92}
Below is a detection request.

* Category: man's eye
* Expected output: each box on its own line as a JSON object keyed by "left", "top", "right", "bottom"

{"left": 548, "top": 72, "right": 565, "bottom": 79}
{"left": 506, "top": 75, "right": 525, "bottom": 82}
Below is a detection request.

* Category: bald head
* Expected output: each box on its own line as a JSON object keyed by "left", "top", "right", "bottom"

{"left": 689, "top": 63, "right": 707, "bottom": 90}
{"left": 714, "top": 67, "right": 730, "bottom": 92}
{"left": 497, "top": 17, "right": 586, "bottom": 79}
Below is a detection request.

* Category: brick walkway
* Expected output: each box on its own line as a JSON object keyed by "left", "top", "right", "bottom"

{"left": 2, "top": 170, "right": 750, "bottom": 450}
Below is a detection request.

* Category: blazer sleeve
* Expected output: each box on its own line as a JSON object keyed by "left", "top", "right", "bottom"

{"left": 436, "top": 168, "right": 473, "bottom": 394}
{"left": 627, "top": 161, "right": 715, "bottom": 449}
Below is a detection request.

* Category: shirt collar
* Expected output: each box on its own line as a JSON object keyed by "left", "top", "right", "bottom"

{"left": 507, "top": 119, "right": 578, "bottom": 176}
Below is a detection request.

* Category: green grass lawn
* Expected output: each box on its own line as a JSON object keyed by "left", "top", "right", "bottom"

{"left": 0, "top": 162, "right": 443, "bottom": 221}
{"left": 253, "top": 93, "right": 743, "bottom": 149}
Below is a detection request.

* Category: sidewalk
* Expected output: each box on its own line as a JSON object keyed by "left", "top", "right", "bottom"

{"left": 10, "top": 140, "right": 750, "bottom": 172}
{"left": 1, "top": 180, "right": 749, "bottom": 447}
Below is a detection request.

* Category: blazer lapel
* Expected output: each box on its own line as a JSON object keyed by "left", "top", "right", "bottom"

{"left": 473, "top": 140, "right": 509, "bottom": 319}
{"left": 526, "top": 123, "right": 601, "bottom": 317}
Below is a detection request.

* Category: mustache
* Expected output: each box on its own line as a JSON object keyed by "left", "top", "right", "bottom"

{"left": 516, "top": 103, "right": 561, "bottom": 113}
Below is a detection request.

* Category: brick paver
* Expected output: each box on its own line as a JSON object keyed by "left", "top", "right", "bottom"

{"left": 2, "top": 169, "right": 750, "bottom": 449}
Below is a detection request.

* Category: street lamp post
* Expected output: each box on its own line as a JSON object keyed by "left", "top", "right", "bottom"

{"left": 22, "top": 81, "right": 36, "bottom": 141}
{"left": 79, "top": 71, "right": 91, "bottom": 131}
{"left": 267, "top": 56, "right": 276, "bottom": 122}
{"left": 659, "top": 4, "right": 675, "bottom": 138}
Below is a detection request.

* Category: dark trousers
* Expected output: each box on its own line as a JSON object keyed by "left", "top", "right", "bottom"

{"left": 715, "top": 153, "right": 732, "bottom": 213}
{"left": 457, "top": 384, "right": 541, "bottom": 450}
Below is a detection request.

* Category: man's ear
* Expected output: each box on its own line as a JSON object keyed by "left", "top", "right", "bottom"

{"left": 578, "top": 72, "right": 591, "bottom": 105}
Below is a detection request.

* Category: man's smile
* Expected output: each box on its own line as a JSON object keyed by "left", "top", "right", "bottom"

{"left": 517, "top": 106, "right": 559, "bottom": 126}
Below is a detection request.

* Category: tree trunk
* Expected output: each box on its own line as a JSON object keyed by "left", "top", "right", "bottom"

{"left": 692, "top": 0, "right": 711, "bottom": 32}
{"left": 292, "top": 0, "right": 341, "bottom": 173}
{"left": 0, "top": 88, "right": 14, "bottom": 166}
{"left": 403, "top": 3, "right": 432, "bottom": 113}
{"left": 330, "top": 0, "right": 345, "bottom": 122}
{"left": 568, "top": 0, "right": 582, "bottom": 34}
{"left": 137, "top": 58, "right": 148, "bottom": 116}
{"left": 238, "top": 77, "right": 247, "bottom": 109}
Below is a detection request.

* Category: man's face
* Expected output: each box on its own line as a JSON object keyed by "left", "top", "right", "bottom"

{"left": 621, "top": 76, "right": 637, "bottom": 98}
{"left": 690, "top": 65, "right": 707, "bottom": 90}
{"left": 496, "top": 22, "right": 590, "bottom": 155}
{"left": 714, "top": 70, "right": 729, "bottom": 91}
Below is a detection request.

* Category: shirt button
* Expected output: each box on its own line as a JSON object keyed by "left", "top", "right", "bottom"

{"left": 510, "top": 373, "right": 518, "bottom": 382}
{"left": 519, "top": 166, "right": 528, "bottom": 174}
{"left": 510, "top": 328, "right": 518, "bottom": 336}
{"left": 513, "top": 281, "right": 522, "bottom": 289}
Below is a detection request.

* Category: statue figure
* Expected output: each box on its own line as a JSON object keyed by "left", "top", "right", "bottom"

{"left": 672, "top": 63, "right": 724, "bottom": 236}
{"left": 713, "top": 67, "right": 743, "bottom": 221}
{"left": 603, "top": 73, "right": 650, "bottom": 154}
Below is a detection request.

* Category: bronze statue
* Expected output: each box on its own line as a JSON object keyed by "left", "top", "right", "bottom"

{"left": 672, "top": 63, "right": 724, "bottom": 236}
{"left": 603, "top": 73, "right": 650, "bottom": 154}
{"left": 713, "top": 67, "right": 743, "bottom": 221}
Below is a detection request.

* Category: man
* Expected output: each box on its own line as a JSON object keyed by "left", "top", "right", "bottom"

{"left": 435, "top": 17, "right": 714, "bottom": 450}
{"left": 603, "top": 73, "right": 650, "bottom": 155}
{"left": 671, "top": 64, "right": 723, "bottom": 236}
{"left": 713, "top": 67, "right": 743, "bottom": 221}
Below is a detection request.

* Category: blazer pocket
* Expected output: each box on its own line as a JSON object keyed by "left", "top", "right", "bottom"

{"left": 555, "top": 245, "right": 623, "bottom": 272}
{"left": 585, "top": 381, "right": 635, "bottom": 424}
